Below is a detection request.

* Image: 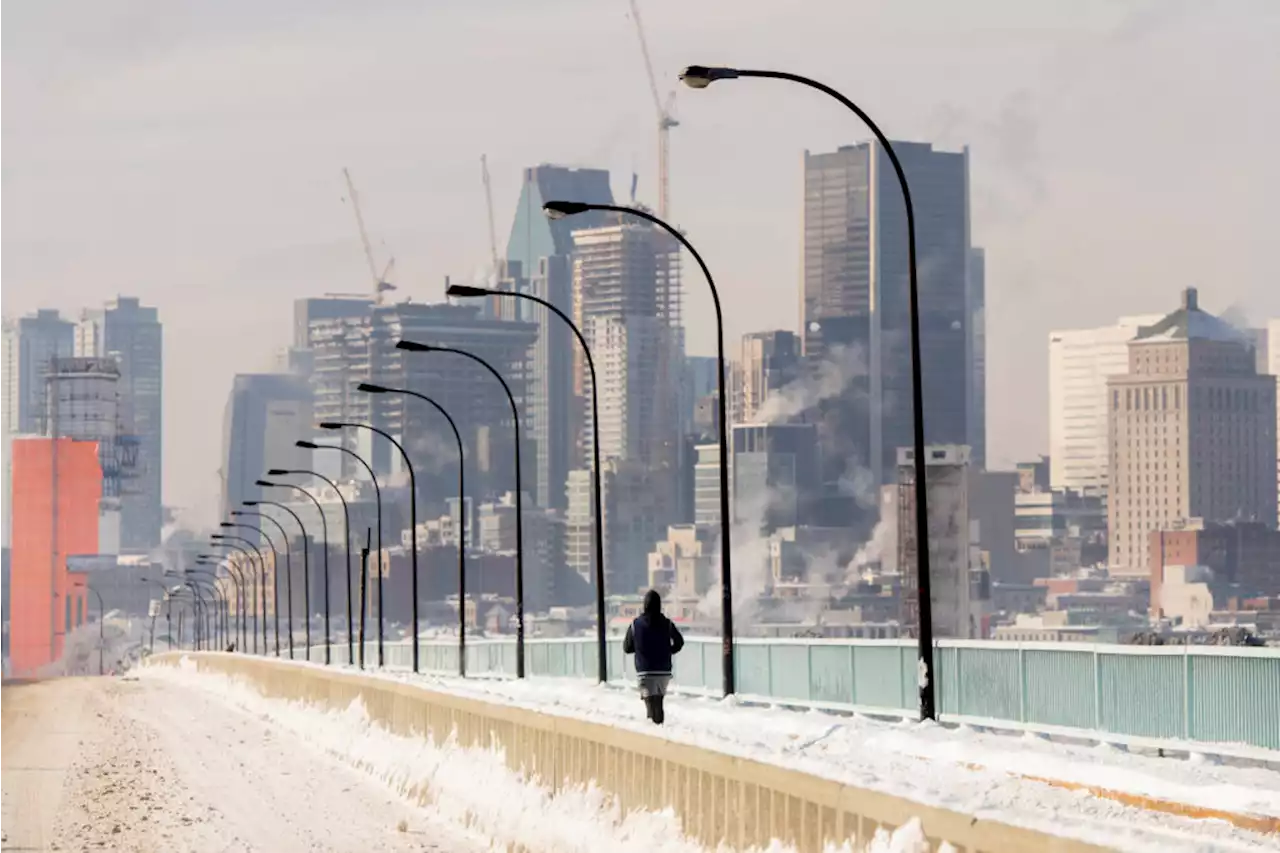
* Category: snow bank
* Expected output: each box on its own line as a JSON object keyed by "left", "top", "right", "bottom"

{"left": 140, "top": 658, "right": 947, "bottom": 853}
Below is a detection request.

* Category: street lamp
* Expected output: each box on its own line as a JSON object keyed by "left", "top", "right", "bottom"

{"left": 220, "top": 523, "right": 274, "bottom": 654}
{"left": 298, "top": 440, "right": 385, "bottom": 667}
{"left": 229, "top": 511, "right": 288, "bottom": 656}
{"left": 358, "top": 382, "right": 467, "bottom": 677}
{"left": 259, "top": 477, "right": 331, "bottom": 664}
{"left": 541, "top": 199, "right": 735, "bottom": 696}
{"left": 318, "top": 422, "right": 421, "bottom": 673}
{"left": 445, "top": 284, "right": 608, "bottom": 683}
{"left": 210, "top": 537, "right": 263, "bottom": 653}
{"left": 267, "top": 468, "right": 353, "bottom": 665}
{"left": 246, "top": 498, "right": 310, "bottom": 659}
{"left": 677, "top": 64, "right": 938, "bottom": 719}
{"left": 394, "top": 340, "right": 528, "bottom": 679}
{"left": 185, "top": 571, "right": 228, "bottom": 649}
{"left": 198, "top": 555, "right": 246, "bottom": 652}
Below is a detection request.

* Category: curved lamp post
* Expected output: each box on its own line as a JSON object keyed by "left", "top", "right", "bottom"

{"left": 137, "top": 576, "right": 169, "bottom": 653}
{"left": 677, "top": 64, "right": 937, "bottom": 719}
{"left": 256, "top": 473, "right": 330, "bottom": 660}
{"left": 268, "top": 469, "right": 353, "bottom": 665}
{"left": 230, "top": 511, "right": 288, "bottom": 656}
{"left": 210, "top": 536, "right": 264, "bottom": 654}
{"left": 260, "top": 478, "right": 331, "bottom": 665}
{"left": 298, "top": 440, "right": 385, "bottom": 667}
{"left": 394, "top": 340, "right": 527, "bottom": 679}
{"left": 246, "top": 498, "right": 309, "bottom": 659}
{"left": 198, "top": 555, "right": 246, "bottom": 651}
{"left": 541, "top": 199, "right": 734, "bottom": 695}
{"left": 212, "top": 533, "right": 268, "bottom": 654}
{"left": 221, "top": 523, "right": 276, "bottom": 655}
{"left": 358, "top": 382, "right": 467, "bottom": 677}
{"left": 445, "top": 284, "right": 608, "bottom": 683}
{"left": 318, "top": 422, "right": 420, "bottom": 673}
{"left": 186, "top": 571, "right": 228, "bottom": 649}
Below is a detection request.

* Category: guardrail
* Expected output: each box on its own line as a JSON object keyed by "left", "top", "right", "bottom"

{"left": 299, "top": 635, "right": 1280, "bottom": 757}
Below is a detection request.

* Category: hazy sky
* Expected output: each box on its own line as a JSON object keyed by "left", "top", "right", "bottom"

{"left": 4, "top": 0, "right": 1279, "bottom": 526}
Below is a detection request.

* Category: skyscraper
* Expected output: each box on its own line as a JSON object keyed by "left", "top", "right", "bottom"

{"left": 1048, "top": 313, "right": 1163, "bottom": 497}
{"left": 1107, "top": 289, "right": 1277, "bottom": 574}
{"left": 802, "top": 142, "right": 973, "bottom": 486}
{"left": 503, "top": 165, "right": 614, "bottom": 510}
{"left": 2, "top": 310, "right": 76, "bottom": 547}
{"left": 571, "top": 218, "right": 684, "bottom": 472}
{"left": 74, "top": 297, "right": 162, "bottom": 550}
{"left": 569, "top": 216, "right": 685, "bottom": 593}
{"left": 966, "top": 248, "right": 987, "bottom": 469}
{"left": 737, "top": 330, "right": 800, "bottom": 424}
{"left": 220, "top": 373, "right": 313, "bottom": 520}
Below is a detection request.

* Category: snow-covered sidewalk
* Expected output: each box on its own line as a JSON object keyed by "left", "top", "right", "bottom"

{"left": 365, "top": 665, "right": 1280, "bottom": 852}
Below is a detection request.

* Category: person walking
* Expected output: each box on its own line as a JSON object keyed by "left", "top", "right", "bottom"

{"left": 622, "top": 590, "right": 684, "bottom": 725}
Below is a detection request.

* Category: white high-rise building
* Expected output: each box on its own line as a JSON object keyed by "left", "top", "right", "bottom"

{"left": 1048, "top": 314, "right": 1162, "bottom": 497}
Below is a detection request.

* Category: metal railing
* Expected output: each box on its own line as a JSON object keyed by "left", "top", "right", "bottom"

{"left": 303, "top": 635, "right": 1280, "bottom": 756}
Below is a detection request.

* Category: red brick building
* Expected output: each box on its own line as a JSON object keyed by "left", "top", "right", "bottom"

{"left": 1148, "top": 521, "right": 1280, "bottom": 616}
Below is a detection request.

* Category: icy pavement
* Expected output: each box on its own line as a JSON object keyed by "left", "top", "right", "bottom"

{"left": 1, "top": 675, "right": 487, "bottom": 852}
{"left": 319, "top": 663, "right": 1280, "bottom": 853}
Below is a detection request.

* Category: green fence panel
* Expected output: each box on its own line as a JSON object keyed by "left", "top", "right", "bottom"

{"left": 769, "top": 644, "right": 813, "bottom": 701}
{"left": 736, "top": 643, "right": 772, "bottom": 696}
{"left": 1022, "top": 648, "right": 1092, "bottom": 729}
{"left": 810, "top": 644, "right": 854, "bottom": 704}
{"left": 851, "top": 645, "right": 911, "bottom": 711}
{"left": 1190, "top": 651, "right": 1280, "bottom": 749}
{"left": 1099, "top": 650, "right": 1184, "bottom": 739}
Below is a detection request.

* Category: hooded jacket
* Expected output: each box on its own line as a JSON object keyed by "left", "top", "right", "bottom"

{"left": 623, "top": 590, "right": 685, "bottom": 675}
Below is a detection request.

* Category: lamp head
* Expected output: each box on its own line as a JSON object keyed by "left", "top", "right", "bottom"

{"left": 296, "top": 439, "right": 318, "bottom": 449}
{"left": 446, "top": 284, "right": 489, "bottom": 298}
{"left": 317, "top": 423, "right": 342, "bottom": 431}
{"left": 395, "top": 340, "right": 432, "bottom": 353}
{"left": 242, "top": 500, "right": 259, "bottom": 507}
{"left": 210, "top": 534, "right": 224, "bottom": 540}
{"left": 679, "top": 65, "right": 739, "bottom": 88}
{"left": 219, "top": 521, "right": 233, "bottom": 528}
{"left": 542, "top": 200, "right": 590, "bottom": 219}
{"left": 266, "top": 468, "right": 288, "bottom": 476}
{"left": 357, "top": 382, "right": 388, "bottom": 394}
{"left": 255, "top": 479, "right": 275, "bottom": 487}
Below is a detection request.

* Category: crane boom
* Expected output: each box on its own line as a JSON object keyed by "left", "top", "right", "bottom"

{"left": 481, "top": 154, "right": 500, "bottom": 279}
{"left": 627, "top": 0, "right": 677, "bottom": 220}
{"left": 343, "top": 168, "right": 381, "bottom": 288}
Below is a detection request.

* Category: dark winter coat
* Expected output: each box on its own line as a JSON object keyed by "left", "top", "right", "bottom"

{"left": 623, "top": 590, "right": 685, "bottom": 675}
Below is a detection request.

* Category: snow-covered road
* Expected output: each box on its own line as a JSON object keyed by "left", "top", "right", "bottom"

{"left": 1, "top": 676, "right": 486, "bottom": 852}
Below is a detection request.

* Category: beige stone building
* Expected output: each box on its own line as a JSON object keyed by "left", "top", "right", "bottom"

{"left": 1107, "top": 289, "right": 1277, "bottom": 574}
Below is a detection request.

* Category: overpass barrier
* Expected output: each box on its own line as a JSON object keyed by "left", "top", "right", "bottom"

{"left": 302, "top": 636, "right": 1280, "bottom": 757}
{"left": 150, "top": 652, "right": 1109, "bottom": 853}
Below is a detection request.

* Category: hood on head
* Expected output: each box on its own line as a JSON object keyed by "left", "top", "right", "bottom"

{"left": 643, "top": 589, "right": 662, "bottom": 615}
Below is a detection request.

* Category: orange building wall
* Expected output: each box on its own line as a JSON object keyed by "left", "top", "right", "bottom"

{"left": 9, "top": 438, "right": 101, "bottom": 675}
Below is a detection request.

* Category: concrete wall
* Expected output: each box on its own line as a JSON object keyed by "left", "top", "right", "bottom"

{"left": 148, "top": 653, "right": 1108, "bottom": 853}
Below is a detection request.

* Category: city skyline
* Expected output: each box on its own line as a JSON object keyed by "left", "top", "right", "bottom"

{"left": 5, "top": 1, "right": 1279, "bottom": 525}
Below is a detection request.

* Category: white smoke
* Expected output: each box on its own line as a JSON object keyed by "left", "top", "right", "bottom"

{"left": 754, "top": 343, "right": 867, "bottom": 424}
{"left": 697, "top": 343, "right": 875, "bottom": 629}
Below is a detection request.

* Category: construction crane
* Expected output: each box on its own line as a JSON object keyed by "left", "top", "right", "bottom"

{"left": 481, "top": 154, "right": 501, "bottom": 281}
{"left": 339, "top": 167, "right": 396, "bottom": 305}
{"left": 628, "top": 0, "right": 677, "bottom": 220}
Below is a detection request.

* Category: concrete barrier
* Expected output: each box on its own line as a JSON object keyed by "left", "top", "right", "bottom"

{"left": 149, "top": 653, "right": 1111, "bottom": 853}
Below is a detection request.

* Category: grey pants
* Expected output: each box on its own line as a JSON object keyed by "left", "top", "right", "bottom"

{"left": 637, "top": 673, "right": 672, "bottom": 698}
